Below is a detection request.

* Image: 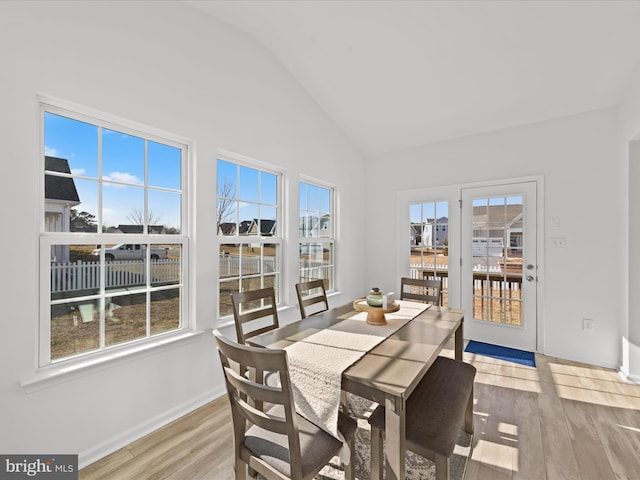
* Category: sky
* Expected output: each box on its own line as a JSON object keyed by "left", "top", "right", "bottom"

{"left": 44, "top": 112, "right": 182, "bottom": 231}
{"left": 217, "top": 159, "right": 278, "bottom": 226}
{"left": 45, "top": 112, "right": 330, "bottom": 236}
{"left": 410, "top": 201, "right": 449, "bottom": 224}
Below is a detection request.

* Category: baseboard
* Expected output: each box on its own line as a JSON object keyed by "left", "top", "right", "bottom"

{"left": 618, "top": 365, "right": 640, "bottom": 385}
{"left": 540, "top": 348, "right": 618, "bottom": 371}
{"left": 78, "top": 386, "right": 226, "bottom": 469}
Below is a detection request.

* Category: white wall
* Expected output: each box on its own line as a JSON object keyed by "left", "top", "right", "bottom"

{"left": 0, "top": 1, "right": 365, "bottom": 465}
{"left": 619, "top": 61, "right": 640, "bottom": 382}
{"left": 364, "top": 108, "right": 624, "bottom": 369}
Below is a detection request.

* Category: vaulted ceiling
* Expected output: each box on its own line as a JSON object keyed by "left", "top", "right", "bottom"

{"left": 185, "top": 0, "right": 640, "bottom": 157}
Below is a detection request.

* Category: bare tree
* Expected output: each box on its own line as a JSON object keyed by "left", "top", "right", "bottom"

{"left": 127, "top": 208, "right": 162, "bottom": 226}
{"left": 217, "top": 179, "right": 236, "bottom": 234}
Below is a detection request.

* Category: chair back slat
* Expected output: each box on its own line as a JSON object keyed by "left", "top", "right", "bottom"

{"left": 231, "top": 287, "right": 279, "bottom": 344}
{"left": 228, "top": 389, "right": 292, "bottom": 436}
{"left": 400, "top": 277, "right": 442, "bottom": 305}
{"left": 223, "top": 365, "right": 284, "bottom": 406}
{"left": 295, "top": 279, "right": 329, "bottom": 319}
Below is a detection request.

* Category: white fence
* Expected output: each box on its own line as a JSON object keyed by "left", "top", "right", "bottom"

{"left": 299, "top": 260, "right": 333, "bottom": 284}
{"left": 410, "top": 264, "right": 449, "bottom": 291}
{"left": 218, "top": 255, "right": 332, "bottom": 287}
{"left": 51, "top": 259, "right": 180, "bottom": 294}
{"left": 219, "top": 255, "right": 277, "bottom": 277}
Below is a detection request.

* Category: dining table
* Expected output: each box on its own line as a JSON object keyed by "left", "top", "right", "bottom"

{"left": 247, "top": 300, "right": 464, "bottom": 480}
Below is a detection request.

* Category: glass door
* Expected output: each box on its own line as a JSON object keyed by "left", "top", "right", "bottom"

{"left": 461, "top": 182, "right": 537, "bottom": 351}
{"left": 410, "top": 201, "right": 450, "bottom": 306}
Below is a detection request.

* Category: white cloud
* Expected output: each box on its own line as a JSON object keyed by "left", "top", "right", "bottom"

{"left": 71, "top": 168, "right": 86, "bottom": 175}
{"left": 45, "top": 145, "right": 58, "bottom": 156}
{"left": 103, "top": 171, "right": 142, "bottom": 185}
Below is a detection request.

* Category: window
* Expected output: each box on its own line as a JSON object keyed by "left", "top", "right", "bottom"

{"left": 410, "top": 201, "right": 449, "bottom": 306}
{"left": 299, "top": 181, "right": 334, "bottom": 290}
{"left": 217, "top": 156, "right": 281, "bottom": 318}
{"left": 40, "top": 101, "right": 188, "bottom": 366}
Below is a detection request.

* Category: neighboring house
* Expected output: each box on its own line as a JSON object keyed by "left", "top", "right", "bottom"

{"left": 217, "top": 220, "right": 259, "bottom": 236}
{"left": 411, "top": 217, "right": 449, "bottom": 247}
{"left": 410, "top": 223, "right": 422, "bottom": 246}
{"left": 70, "top": 217, "right": 98, "bottom": 233}
{"left": 299, "top": 214, "right": 329, "bottom": 237}
{"left": 45, "top": 156, "right": 80, "bottom": 263}
{"left": 107, "top": 224, "right": 167, "bottom": 234}
{"left": 472, "top": 205, "right": 523, "bottom": 257}
{"left": 247, "top": 219, "right": 276, "bottom": 236}
{"left": 218, "top": 219, "right": 276, "bottom": 239}
{"left": 506, "top": 213, "right": 523, "bottom": 252}
{"left": 239, "top": 220, "right": 253, "bottom": 235}
{"left": 432, "top": 217, "right": 448, "bottom": 247}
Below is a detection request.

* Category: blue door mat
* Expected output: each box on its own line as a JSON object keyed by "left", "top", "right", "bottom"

{"left": 464, "top": 340, "right": 536, "bottom": 367}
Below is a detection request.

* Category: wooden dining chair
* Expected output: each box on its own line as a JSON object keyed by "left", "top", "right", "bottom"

{"left": 400, "top": 276, "right": 442, "bottom": 306}
{"left": 368, "top": 356, "right": 476, "bottom": 480}
{"left": 231, "top": 287, "right": 280, "bottom": 344}
{"left": 230, "top": 287, "right": 281, "bottom": 407}
{"left": 213, "top": 330, "right": 356, "bottom": 480}
{"left": 295, "top": 279, "right": 329, "bottom": 319}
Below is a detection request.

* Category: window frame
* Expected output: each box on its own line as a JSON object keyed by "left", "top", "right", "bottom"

{"left": 216, "top": 150, "right": 284, "bottom": 320}
{"left": 299, "top": 177, "right": 336, "bottom": 292}
{"left": 38, "top": 96, "right": 192, "bottom": 369}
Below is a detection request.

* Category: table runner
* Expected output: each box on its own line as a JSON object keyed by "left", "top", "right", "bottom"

{"left": 284, "top": 300, "right": 430, "bottom": 445}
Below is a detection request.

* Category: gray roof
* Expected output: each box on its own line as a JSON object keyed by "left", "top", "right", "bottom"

{"left": 218, "top": 222, "right": 236, "bottom": 235}
{"left": 45, "top": 156, "right": 80, "bottom": 203}
{"left": 255, "top": 219, "right": 276, "bottom": 236}
{"left": 114, "top": 225, "right": 166, "bottom": 234}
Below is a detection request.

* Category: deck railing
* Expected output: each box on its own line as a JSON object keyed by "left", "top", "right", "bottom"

{"left": 410, "top": 264, "right": 523, "bottom": 311}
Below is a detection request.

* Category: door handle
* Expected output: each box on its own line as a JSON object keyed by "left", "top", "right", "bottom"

{"left": 526, "top": 275, "right": 535, "bottom": 282}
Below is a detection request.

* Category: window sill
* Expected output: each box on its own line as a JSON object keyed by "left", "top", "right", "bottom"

{"left": 21, "top": 330, "right": 207, "bottom": 394}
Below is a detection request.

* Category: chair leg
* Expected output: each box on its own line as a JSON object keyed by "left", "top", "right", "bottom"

{"left": 370, "top": 425, "right": 383, "bottom": 480}
{"left": 435, "top": 454, "right": 450, "bottom": 480}
{"left": 465, "top": 386, "right": 474, "bottom": 434}
{"left": 340, "top": 391, "right": 349, "bottom": 412}
{"left": 343, "top": 433, "right": 355, "bottom": 480}
{"left": 234, "top": 459, "right": 247, "bottom": 480}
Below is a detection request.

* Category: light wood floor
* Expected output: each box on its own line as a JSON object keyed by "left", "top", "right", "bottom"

{"left": 80, "top": 341, "right": 640, "bottom": 480}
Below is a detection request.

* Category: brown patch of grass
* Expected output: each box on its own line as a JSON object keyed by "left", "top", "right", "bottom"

{"left": 50, "top": 293, "right": 180, "bottom": 360}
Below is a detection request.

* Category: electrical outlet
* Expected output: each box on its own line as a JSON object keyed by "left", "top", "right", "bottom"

{"left": 552, "top": 237, "right": 566, "bottom": 248}
{"left": 582, "top": 318, "right": 594, "bottom": 331}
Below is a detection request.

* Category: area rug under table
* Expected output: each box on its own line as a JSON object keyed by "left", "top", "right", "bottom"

{"left": 464, "top": 340, "right": 536, "bottom": 367}
{"left": 317, "top": 395, "right": 473, "bottom": 480}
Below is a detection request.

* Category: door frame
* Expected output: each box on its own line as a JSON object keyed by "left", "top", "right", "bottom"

{"left": 396, "top": 175, "right": 545, "bottom": 352}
